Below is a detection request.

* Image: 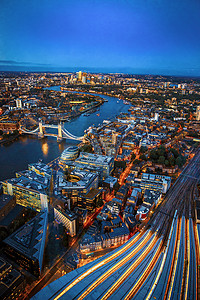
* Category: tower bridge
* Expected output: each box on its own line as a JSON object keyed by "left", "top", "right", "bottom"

{"left": 20, "top": 121, "right": 85, "bottom": 142}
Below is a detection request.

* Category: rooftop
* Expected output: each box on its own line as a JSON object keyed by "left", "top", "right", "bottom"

{"left": 0, "top": 194, "right": 14, "bottom": 211}
{"left": 84, "top": 188, "right": 102, "bottom": 199}
{"left": 76, "top": 152, "right": 113, "bottom": 165}
{"left": 4, "top": 211, "right": 48, "bottom": 263}
{"left": 4, "top": 176, "right": 47, "bottom": 194}
{"left": 28, "top": 162, "right": 52, "bottom": 177}
{"left": 16, "top": 170, "right": 49, "bottom": 187}
{"left": 57, "top": 169, "right": 98, "bottom": 190}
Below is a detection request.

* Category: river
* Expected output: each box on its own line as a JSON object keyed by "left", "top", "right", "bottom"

{"left": 0, "top": 87, "right": 130, "bottom": 181}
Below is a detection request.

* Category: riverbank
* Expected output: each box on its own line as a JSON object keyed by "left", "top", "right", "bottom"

{"left": 60, "top": 86, "right": 123, "bottom": 100}
{"left": 0, "top": 133, "right": 20, "bottom": 145}
{"left": 0, "top": 92, "right": 130, "bottom": 181}
{"left": 60, "top": 100, "right": 103, "bottom": 121}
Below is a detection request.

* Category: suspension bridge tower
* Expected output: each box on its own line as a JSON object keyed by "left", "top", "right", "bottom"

{"left": 57, "top": 123, "right": 63, "bottom": 142}
{"left": 38, "top": 121, "right": 44, "bottom": 138}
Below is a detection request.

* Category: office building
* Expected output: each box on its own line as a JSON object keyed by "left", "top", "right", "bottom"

{"left": 196, "top": 105, "right": 200, "bottom": 121}
{"left": 56, "top": 169, "right": 98, "bottom": 207}
{"left": 78, "top": 188, "right": 103, "bottom": 212}
{"left": 59, "top": 146, "right": 79, "bottom": 167}
{"left": 54, "top": 206, "right": 78, "bottom": 237}
{"left": 28, "top": 162, "right": 52, "bottom": 178}
{"left": 140, "top": 173, "right": 171, "bottom": 193}
{"left": 0, "top": 258, "right": 26, "bottom": 300}
{"left": 2, "top": 176, "right": 48, "bottom": 212}
{"left": 4, "top": 211, "right": 48, "bottom": 277}
{"left": 75, "top": 152, "right": 114, "bottom": 180}
{"left": 15, "top": 99, "right": 22, "bottom": 109}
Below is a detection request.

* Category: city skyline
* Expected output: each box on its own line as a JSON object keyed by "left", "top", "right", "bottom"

{"left": 0, "top": 0, "right": 200, "bottom": 76}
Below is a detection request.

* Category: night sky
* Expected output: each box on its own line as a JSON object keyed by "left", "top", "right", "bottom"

{"left": 0, "top": 0, "right": 200, "bottom": 75}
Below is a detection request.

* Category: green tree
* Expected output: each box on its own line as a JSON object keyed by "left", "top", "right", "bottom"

{"left": 140, "top": 146, "right": 148, "bottom": 153}
{"left": 165, "top": 159, "right": 169, "bottom": 166}
{"left": 176, "top": 156, "right": 183, "bottom": 167}
{"left": 169, "top": 156, "right": 175, "bottom": 166}
{"left": 157, "top": 146, "right": 165, "bottom": 157}
{"left": 150, "top": 149, "right": 158, "bottom": 161}
{"left": 132, "top": 159, "right": 140, "bottom": 165}
{"left": 158, "top": 156, "right": 165, "bottom": 164}
{"left": 171, "top": 148, "right": 179, "bottom": 158}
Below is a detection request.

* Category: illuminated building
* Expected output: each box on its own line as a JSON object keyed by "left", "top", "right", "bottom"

{"left": 15, "top": 99, "right": 22, "bottom": 108}
{"left": 2, "top": 175, "right": 48, "bottom": 212}
{"left": 77, "top": 188, "right": 103, "bottom": 212}
{"left": 154, "top": 112, "right": 159, "bottom": 121}
{"left": 0, "top": 121, "right": 18, "bottom": 132}
{"left": 136, "top": 205, "right": 149, "bottom": 220}
{"left": 4, "top": 211, "right": 48, "bottom": 277}
{"left": 59, "top": 146, "right": 79, "bottom": 168}
{"left": 54, "top": 206, "right": 78, "bottom": 237}
{"left": 82, "top": 75, "right": 87, "bottom": 83}
{"left": 64, "top": 161, "right": 102, "bottom": 180}
{"left": 28, "top": 162, "right": 52, "bottom": 178}
{"left": 80, "top": 220, "right": 129, "bottom": 252}
{"left": 143, "top": 189, "right": 161, "bottom": 209}
{"left": 76, "top": 71, "right": 82, "bottom": 81}
{"left": 103, "top": 176, "right": 118, "bottom": 189}
{"left": 75, "top": 152, "right": 114, "bottom": 180}
{"left": 196, "top": 105, "right": 200, "bottom": 121}
{"left": 56, "top": 169, "right": 98, "bottom": 207}
{"left": 140, "top": 173, "right": 171, "bottom": 193}
{"left": 0, "top": 258, "right": 26, "bottom": 300}
{"left": 0, "top": 194, "right": 16, "bottom": 222}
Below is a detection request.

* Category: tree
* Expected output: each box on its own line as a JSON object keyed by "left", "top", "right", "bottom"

{"left": 171, "top": 148, "right": 179, "bottom": 158}
{"left": 150, "top": 149, "right": 158, "bottom": 161}
{"left": 139, "top": 154, "right": 147, "bottom": 161}
{"left": 176, "top": 156, "right": 183, "bottom": 167}
{"left": 140, "top": 146, "right": 148, "bottom": 153}
{"left": 132, "top": 159, "right": 140, "bottom": 165}
{"left": 165, "top": 159, "right": 169, "bottom": 166}
{"left": 158, "top": 156, "right": 165, "bottom": 164}
{"left": 157, "top": 146, "right": 165, "bottom": 157}
{"left": 169, "top": 156, "right": 175, "bottom": 167}
{"left": 114, "top": 160, "right": 126, "bottom": 170}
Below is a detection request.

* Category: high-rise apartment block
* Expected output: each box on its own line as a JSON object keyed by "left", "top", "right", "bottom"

{"left": 196, "top": 105, "right": 200, "bottom": 121}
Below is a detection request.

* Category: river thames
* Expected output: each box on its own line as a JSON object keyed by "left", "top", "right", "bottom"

{"left": 0, "top": 88, "right": 130, "bottom": 180}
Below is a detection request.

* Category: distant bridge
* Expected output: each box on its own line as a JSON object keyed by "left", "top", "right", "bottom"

{"left": 20, "top": 121, "right": 85, "bottom": 141}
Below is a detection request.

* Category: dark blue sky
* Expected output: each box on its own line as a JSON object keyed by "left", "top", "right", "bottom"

{"left": 0, "top": 0, "right": 200, "bottom": 75}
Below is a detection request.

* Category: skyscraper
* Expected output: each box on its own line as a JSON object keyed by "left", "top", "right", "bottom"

{"left": 196, "top": 105, "right": 200, "bottom": 121}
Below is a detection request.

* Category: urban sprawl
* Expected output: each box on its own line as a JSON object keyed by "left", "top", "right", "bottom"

{"left": 0, "top": 71, "right": 200, "bottom": 299}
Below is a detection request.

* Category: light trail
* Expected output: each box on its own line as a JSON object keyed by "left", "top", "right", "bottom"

{"left": 183, "top": 218, "right": 190, "bottom": 300}
{"left": 52, "top": 230, "right": 150, "bottom": 300}
{"left": 166, "top": 217, "right": 182, "bottom": 300}
{"left": 145, "top": 211, "right": 178, "bottom": 300}
{"left": 32, "top": 150, "right": 200, "bottom": 300}
{"left": 101, "top": 235, "right": 158, "bottom": 300}
{"left": 77, "top": 232, "right": 155, "bottom": 300}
